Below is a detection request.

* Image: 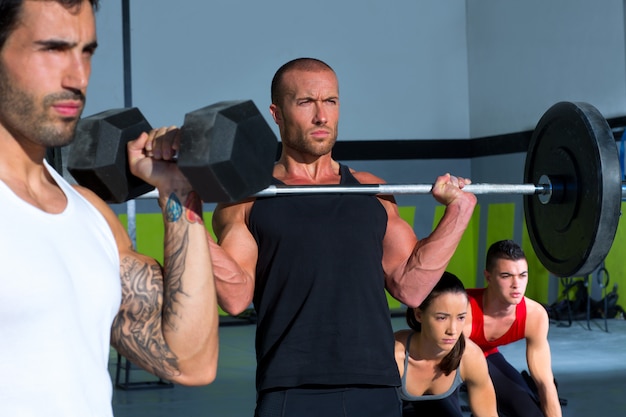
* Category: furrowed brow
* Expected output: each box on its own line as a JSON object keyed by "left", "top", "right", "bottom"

{"left": 35, "top": 39, "right": 75, "bottom": 49}
{"left": 35, "top": 39, "right": 98, "bottom": 52}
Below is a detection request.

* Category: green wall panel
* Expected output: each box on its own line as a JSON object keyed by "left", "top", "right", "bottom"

{"left": 485, "top": 203, "right": 515, "bottom": 253}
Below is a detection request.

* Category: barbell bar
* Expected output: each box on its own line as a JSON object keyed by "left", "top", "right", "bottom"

{"left": 136, "top": 177, "right": 626, "bottom": 205}
{"left": 138, "top": 182, "right": 546, "bottom": 199}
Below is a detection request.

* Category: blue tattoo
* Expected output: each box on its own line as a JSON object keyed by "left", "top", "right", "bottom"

{"left": 165, "top": 194, "right": 183, "bottom": 222}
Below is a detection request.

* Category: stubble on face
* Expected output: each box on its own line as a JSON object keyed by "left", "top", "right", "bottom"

{"left": 284, "top": 123, "right": 337, "bottom": 157}
{"left": 0, "top": 63, "right": 84, "bottom": 148}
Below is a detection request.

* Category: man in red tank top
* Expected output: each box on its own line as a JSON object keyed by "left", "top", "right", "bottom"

{"left": 464, "top": 240, "right": 562, "bottom": 417}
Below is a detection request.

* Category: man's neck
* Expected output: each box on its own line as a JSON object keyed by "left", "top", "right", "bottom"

{"left": 483, "top": 287, "right": 517, "bottom": 318}
{"left": 275, "top": 153, "right": 340, "bottom": 184}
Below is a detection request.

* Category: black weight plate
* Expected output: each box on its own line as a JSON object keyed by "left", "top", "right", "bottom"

{"left": 524, "top": 101, "right": 621, "bottom": 277}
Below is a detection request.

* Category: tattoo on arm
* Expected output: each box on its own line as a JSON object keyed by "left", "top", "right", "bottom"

{"left": 165, "top": 191, "right": 203, "bottom": 224}
{"left": 162, "top": 221, "right": 189, "bottom": 331}
{"left": 165, "top": 194, "right": 183, "bottom": 222}
{"left": 162, "top": 191, "right": 201, "bottom": 328}
{"left": 111, "top": 191, "right": 205, "bottom": 379}
{"left": 111, "top": 257, "right": 180, "bottom": 379}
{"left": 184, "top": 192, "right": 203, "bottom": 224}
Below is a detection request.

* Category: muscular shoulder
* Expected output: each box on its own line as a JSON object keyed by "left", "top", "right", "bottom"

{"left": 523, "top": 296, "right": 550, "bottom": 337}
{"left": 72, "top": 183, "right": 108, "bottom": 211}
{"left": 462, "top": 337, "right": 484, "bottom": 361}
{"left": 524, "top": 296, "right": 549, "bottom": 321}
{"left": 460, "top": 338, "right": 488, "bottom": 379}
{"left": 351, "top": 170, "right": 385, "bottom": 185}
{"left": 350, "top": 170, "right": 400, "bottom": 208}
{"left": 212, "top": 200, "right": 255, "bottom": 238}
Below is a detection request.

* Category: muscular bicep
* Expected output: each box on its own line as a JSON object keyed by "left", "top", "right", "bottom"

{"left": 381, "top": 197, "right": 419, "bottom": 276}
{"left": 213, "top": 202, "right": 258, "bottom": 274}
{"left": 211, "top": 202, "right": 258, "bottom": 314}
{"left": 110, "top": 250, "right": 182, "bottom": 379}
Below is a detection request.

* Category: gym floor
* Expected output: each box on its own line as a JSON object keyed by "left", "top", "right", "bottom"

{"left": 110, "top": 315, "right": 626, "bottom": 417}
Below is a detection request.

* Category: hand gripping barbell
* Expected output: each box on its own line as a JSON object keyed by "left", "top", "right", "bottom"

{"left": 67, "top": 100, "right": 622, "bottom": 279}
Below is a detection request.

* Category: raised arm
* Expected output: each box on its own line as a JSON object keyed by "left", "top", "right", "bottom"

{"left": 461, "top": 339, "right": 498, "bottom": 417}
{"left": 525, "top": 299, "right": 562, "bottom": 417}
{"left": 375, "top": 172, "right": 477, "bottom": 307}
{"left": 96, "top": 128, "right": 218, "bottom": 386}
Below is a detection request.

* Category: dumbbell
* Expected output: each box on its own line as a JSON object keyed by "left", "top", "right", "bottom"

{"left": 67, "top": 100, "right": 278, "bottom": 203}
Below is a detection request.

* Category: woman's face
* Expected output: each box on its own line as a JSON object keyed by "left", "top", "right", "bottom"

{"left": 415, "top": 292, "right": 468, "bottom": 352}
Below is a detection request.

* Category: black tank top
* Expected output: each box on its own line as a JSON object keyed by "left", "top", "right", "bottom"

{"left": 249, "top": 164, "right": 401, "bottom": 392}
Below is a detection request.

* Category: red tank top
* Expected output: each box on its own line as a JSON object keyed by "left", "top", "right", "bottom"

{"left": 466, "top": 288, "right": 526, "bottom": 357}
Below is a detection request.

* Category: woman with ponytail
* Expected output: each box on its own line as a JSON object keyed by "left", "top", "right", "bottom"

{"left": 394, "top": 272, "right": 498, "bottom": 417}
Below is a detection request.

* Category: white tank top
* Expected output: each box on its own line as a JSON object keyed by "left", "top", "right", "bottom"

{"left": 0, "top": 162, "right": 121, "bottom": 417}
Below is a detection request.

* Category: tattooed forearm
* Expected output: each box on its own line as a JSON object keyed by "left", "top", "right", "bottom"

{"left": 184, "top": 192, "right": 203, "bottom": 224}
{"left": 162, "top": 228, "right": 189, "bottom": 331}
{"left": 165, "top": 191, "right": 204, "bottom": 225}
{"left": 161, "top": 191, "right": 201, "bottom": 329}
{"left": 112, "top": 256, "right": 180, "bottom": 379}
{"left": 111, "top": 191, "right": 207, "bottom": 380}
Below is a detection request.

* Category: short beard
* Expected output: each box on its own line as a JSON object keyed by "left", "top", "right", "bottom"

{"left": 0, "top": 66, "right": 84, "bottom": 148}
{"left": 287, "top": 127, "right": 338, "bottom": 157}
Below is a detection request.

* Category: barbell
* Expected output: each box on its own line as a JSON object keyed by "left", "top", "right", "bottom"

{"left": 68, "top": 100, "right": 623, "bottom": 279}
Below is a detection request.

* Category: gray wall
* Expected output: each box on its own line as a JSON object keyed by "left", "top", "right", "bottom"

{"left": 87, "top": 0, "right": 472, "bottom": 139}
{"left": 87, "top": 1, "right": 626, "bottom": 140}
{"left": 466, "top": 0, "right": 626, "bottom": 136}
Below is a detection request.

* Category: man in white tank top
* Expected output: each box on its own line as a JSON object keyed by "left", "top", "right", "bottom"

{"left": 0, "top": 1, "right": 219, "bottom": 416}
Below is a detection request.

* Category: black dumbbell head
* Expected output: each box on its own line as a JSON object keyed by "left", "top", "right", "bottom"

{"left": 67, "top": 108, "right": 155, "bottom": 203}
{"left": 178, "top": 100, "right": 278, "bottom": 202}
